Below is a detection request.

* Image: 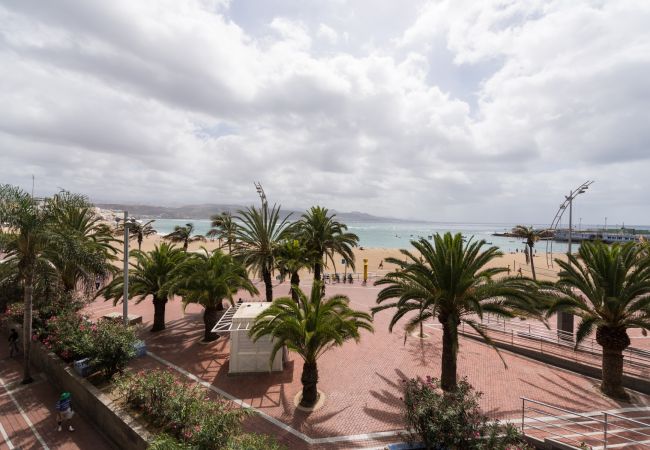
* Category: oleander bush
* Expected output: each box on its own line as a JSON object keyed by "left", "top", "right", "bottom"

{"left": 116, "top": 370, "right": 286, "bottom": 450}
{"left": 41, "top": 310, "right": 137, "bottom": 377}
{"left": 88, "top": 320, "right": 137, "bottom": 378}
{"left": 402, "top": 376, "right": 532, "bottom": 450}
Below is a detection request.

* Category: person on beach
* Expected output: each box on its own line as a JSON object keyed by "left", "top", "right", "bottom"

{"left": 55, "top": 392, "right": 75, "bottom": 432}
{"left": 8, "top": 328, "right": 19, "bottom": 357}
{"left": 378, "top": 260, "right": 384, "bottom": 269}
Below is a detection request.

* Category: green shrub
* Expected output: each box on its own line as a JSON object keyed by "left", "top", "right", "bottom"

{"left": 116, "top": 370, "right": 284, "bottom": 450}
{"left": 224, "top": 433, "right": 287, "bottom": 450}
{"left": 149, "top": 434, "right": 192, "bottom": 450}
{"left": 42, "top": 310, "right": 95, "bottom": 361}
{"left": 402, "top": 376, "right": 532, "bottom": 450}
{"left": 88, "top": 320, "right": 137, "bottom": 378}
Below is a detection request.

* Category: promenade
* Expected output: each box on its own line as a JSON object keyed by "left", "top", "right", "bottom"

{"left": 0, "top": 340, "right": 113, "bottom": 450}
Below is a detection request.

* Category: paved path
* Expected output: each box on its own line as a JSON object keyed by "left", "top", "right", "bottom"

{"left": 0, "top": 336, "right": 113, "bottom": 450}
{"left": 87, "top": 280, "right": 650, "bottom": 449}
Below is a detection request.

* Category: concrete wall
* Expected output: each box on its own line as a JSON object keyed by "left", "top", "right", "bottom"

{"left": 30, "top": 342, "right": 150, "bottom": 450}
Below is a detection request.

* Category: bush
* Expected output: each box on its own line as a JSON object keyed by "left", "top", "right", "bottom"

{"left": 88, "top": 320, "right": 137, "bottom": 378}
{"left": 402, "top": 376, "right": 531, "bottom": 450}
{"left": 2, "top": 302, "right": 24, "bottom": 325}
{"left": 116, "top": 370, "right": 285, "bottom": 450}
{"left": 42, "top": 311, "right": 95, "bottom": 361}
{"left": 149, "top": 434, "right": 192, "bottom": 450}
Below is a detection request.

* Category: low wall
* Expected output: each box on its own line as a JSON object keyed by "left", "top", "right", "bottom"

{"left": 30, "top": 342, "right": 150, "bottom": 450}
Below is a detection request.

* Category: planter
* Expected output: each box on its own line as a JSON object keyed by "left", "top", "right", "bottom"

{"left": 133, "top": 340, "right": 147, "bottom": 358}
{"left": 74, "top": 358, "right": 93, "bottom": 378}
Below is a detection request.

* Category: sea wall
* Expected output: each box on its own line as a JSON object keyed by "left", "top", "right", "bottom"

{"left": 29, "top": 342, "right": 150, "bottom": 450}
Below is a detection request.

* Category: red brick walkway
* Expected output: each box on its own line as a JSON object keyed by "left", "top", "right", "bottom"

{"left": 85, "top": 279, "right": 650, "bottom": 449}
{"left": 0, "top": 335, "right": 113, "bottom": 450}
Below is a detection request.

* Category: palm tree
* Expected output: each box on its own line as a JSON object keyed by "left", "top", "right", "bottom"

{"left": 234, "top": 204, "right": 293, "bottom": 302}
{"left": 163, "top": 223, "right": 206, "bottom": 252}
{"left": 117, "top": 219, "right": 157, "bottom": 251}
{"left": 101, "top": 243, "right": 186, "bottom": 332}
{"left": 275, "top": 240, "right": 314, "bottom": 302}
{"left": 511, "top": 225, "right": 550, "bottom": 280}
{"left": 250, "top": 284, "right": 373, "bottom": 407}
{"left": 47, "top": 191, "right": 118, "bottom": 292}
{"left": 0, "top": 185, "right": 54, "bottom": 384}
{"left": 169, "top": 249, "right": 258, "bottom": 342}
{"left": 373, "top": 233, "right": 539, "bottom": 392}
{"left": 297, "top": 206, "right": 359, "bottom": 283}
{"left": 207, "top": 212, "right": 238, "bottom": 253}
{"left": 543, "top": 241, "right": 650, "bottom": 399}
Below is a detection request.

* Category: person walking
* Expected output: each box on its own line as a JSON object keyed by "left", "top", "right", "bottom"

{"left": 55, "top": 392, "right": 75, "bottom": 432}
{"left": 8, "top": 328, "right": 19, "bottom": 357}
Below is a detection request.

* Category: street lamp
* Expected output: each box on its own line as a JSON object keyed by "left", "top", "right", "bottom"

{"left": 116, "top": 211, "right": 137, "bottom": 325}
{"left": 560, "top": 181, "right": 593, "bottom": 335}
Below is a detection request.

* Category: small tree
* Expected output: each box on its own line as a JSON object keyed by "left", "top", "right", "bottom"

{"left": 169, "top": 249, "right": 258, "bottom": 342}
{"left": 511, "top": 225, "right": 550, "bottom": 281}
{"left": 544, "top": 241, "right": 650, "bottom": 399}
{"left": 250, "top": 284, "right": 373, "bottom": 407}
{"left": 164, "top": 223, "right": 206, "bottom": 252}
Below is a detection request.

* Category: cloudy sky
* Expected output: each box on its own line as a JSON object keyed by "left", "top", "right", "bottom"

{"left": 1, "top": 0, "right": 649, "bottom": 224}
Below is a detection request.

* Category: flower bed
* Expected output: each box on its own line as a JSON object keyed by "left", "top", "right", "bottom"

{"left": 115, "top": 369, "right": 286, "bottom": 450}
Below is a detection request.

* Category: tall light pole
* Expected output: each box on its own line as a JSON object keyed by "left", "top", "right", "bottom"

{"left": 559, "top": 181, "right": 593, "bottom": 336}
{"left": 119, "top": 211, "right": 137, "bottom": 326}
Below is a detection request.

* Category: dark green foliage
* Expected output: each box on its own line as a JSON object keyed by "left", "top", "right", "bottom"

{"left": 402, "top": 376, "right": 532, "bottom": 450}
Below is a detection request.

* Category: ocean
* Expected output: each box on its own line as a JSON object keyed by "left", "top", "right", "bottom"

{"left": 150, "top": 219, "right": 650, "bottom": 254}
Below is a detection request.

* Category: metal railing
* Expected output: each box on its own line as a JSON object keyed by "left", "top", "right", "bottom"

{"left": 521, "top": 397, "right": 650, "bottom": 449}
{"left": 425, "top": 315, "right": 650, "bottom": 378}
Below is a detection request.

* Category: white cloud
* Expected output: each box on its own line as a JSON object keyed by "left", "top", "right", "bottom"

{"left": 1, "top": 0, "right": 649, "bottom": 224}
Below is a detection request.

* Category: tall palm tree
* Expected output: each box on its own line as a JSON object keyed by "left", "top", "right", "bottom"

{"left": 543, "top": 241, "right": 650, "bottom": 399}
{"left": 117, "top": 219, "right": 157, "bottom": 251}
{"left": 373, "top": 233, "right": 539, "bottom": 392}
{"left": 101, "top": 243, "right": 186, "bottom": 332}
{"left": 275, "top": 239, "right": 315, "bottom": 302}
{"left": 250, "top": 284, "right": 373, "bottom": 407}
{"left": 0, "top": 184, "right": 54, "bottom": 384}
{"left": 163, "top": 223, "right": 206, "bottom": 252}
{"left": 511, "top": 225, "right": 550, "bottom": 280}
{"left": 47, "top": 191, "right": 118, "bottom": 292}
{"left": 297, "top": 206, "right": 359, "bottom": 283}
{"left": 234, "top": 204, "right": 293, "bottom": 302}
{"left": 168, "top": 249, "right": 258, "bottom": 342}
{"left": 207, "top": 212, "right": 238, "bottom": 253}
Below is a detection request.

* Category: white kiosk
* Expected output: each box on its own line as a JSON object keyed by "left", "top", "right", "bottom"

{"left": 227, "top": 302, "right": 284, "bottom": 374}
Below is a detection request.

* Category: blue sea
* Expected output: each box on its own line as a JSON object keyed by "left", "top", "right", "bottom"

{"left": 149, "top": 219, "right": 650, "bottom": 254}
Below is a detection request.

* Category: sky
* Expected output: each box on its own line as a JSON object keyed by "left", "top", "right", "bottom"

{"left": 1, "top": 0, "right": 649, "bottom": 225}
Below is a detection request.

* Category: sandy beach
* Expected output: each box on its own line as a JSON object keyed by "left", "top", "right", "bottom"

{"left": 132, "top": 234, "right": 566, "bottom": 282}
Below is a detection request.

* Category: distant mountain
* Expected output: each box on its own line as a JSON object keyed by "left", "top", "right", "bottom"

{"left": 95, "top": 203, "right": 413, "bottom": 223}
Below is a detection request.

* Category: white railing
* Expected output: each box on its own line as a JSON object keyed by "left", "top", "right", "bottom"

{"left": 521, "top": 397, "right": 650, "bottom": 449}
{"left": 426, "top": 315, "right": 650, "bottom": 377}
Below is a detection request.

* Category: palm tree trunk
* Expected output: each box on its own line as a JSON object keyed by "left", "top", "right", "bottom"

{"left": 138, "top": 235, "right": 143, "bottom": 251}
{"left": 596, "top": 325, "right": 630, "bottom": 399}
{"left": 262, "top": 267, "right": 273, "bottom": 302}
{"left": 183, "top": 241, "right": 188, "bottom": 252}
{"left": 300, "top": 361, "right": 319, "bottom": 407}
{"left": 203, "top": 306, "right": 220, "bottom": 342}
{"left": 290, "top": 272, "right": 300, "bottom": 302}
{"left": 314, "top": 262, "right": 322, "bottom": 282}
{"left": 529, "top": 244, "right": 536, "bottom": 280}
{"left": 22, "top": 268, "right": 34, "bottom": 384}
{"left": 440, "top": 316, "right": 458, "bottom": 391}
{"left": 601, "top": 346, "right": 627, "bottom": 398}
{"left": 151, "top": 296, "right": 167, "bottom": 332}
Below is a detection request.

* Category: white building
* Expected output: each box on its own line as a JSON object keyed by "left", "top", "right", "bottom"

{"left": 227, "top": 302, "right": 285, "bottom": 374}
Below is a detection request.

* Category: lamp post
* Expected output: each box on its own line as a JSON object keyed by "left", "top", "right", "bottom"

{"left": 558, "top": 181, "right": 593, "bottom": 336}
{"left": 119, "top": 211, "right": 137, "bottom": 326}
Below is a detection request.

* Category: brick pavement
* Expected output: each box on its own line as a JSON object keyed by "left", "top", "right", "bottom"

{"left": 0, "top": 334, "right": 114, "bottom": 450}
{"left": 85, "top": 279, "right": 650, "bottom": 449}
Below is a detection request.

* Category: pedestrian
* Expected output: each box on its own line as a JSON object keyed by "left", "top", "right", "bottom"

{"left": 8, "top": 328, "right": 19, "bottom": 357}
{"left": 55, "top": 392, "right": 75, "bottom": 432}
{"left": 378, "top": 260, "right": 384, "bottom": 270}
